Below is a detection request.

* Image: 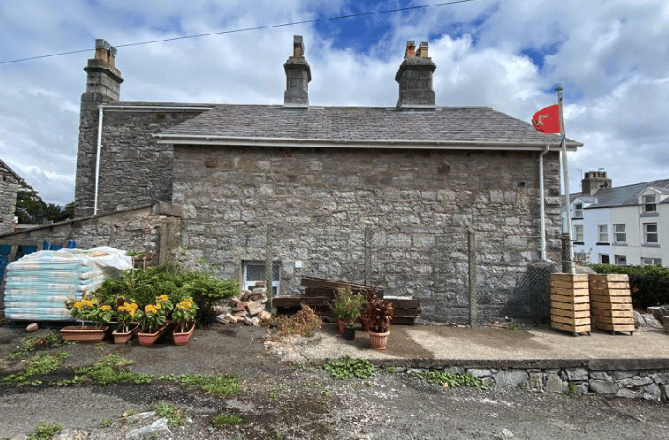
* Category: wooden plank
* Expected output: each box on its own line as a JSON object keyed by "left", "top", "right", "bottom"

{"left": 551, "top": 274, "right": 589, "bottom": 282}
{"left": 590, "top": 294, "right": 632, "bottom": 304}
{"left": 595, "top": 323, "right": 635, "bottom": 332}
{"left": 551, "top": 308, "right": 591, "bottom": 319}
{"left": 550, "top": 294, "right": 590, "bottom": 304}
{"left": 589, "top": 274, "right": 629, "bottom": 282}
{"left": 551, "top": 321, "right": 591, "bottom": 333}
{"left": 591, "top": 309, "right": 634, "bottom": 318}
{"left": 551, "top": 301, "right": 590, "bottom": 311}
{"left": 590, "top": 302, "right": 632, "bottom": 311}
{"left": 550, "top": 281, "right": 589, "bottom": 290}
{"left": 273, "top": 296, "right": 332, "bottom": 309}
{"left": 550, "top": 286, "right": 589, "bottom": 296}
{"left": 592, "top": 316, "right": 635, "bottom": 325}
{"left": 605, "top": 288, "right": 632, "bottom": 297}
{"left": 551, "top": 315, "right": 590, "bottom": 326}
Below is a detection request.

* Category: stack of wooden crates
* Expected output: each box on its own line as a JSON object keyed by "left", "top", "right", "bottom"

{"left": 588, "top": 274, "right": 635, "bottom": 335}
{"left": 550, "top": 274, "right": 591, "bottom": 335}
{"left": 550, "top": 273, "right": 635, "bottom": 336}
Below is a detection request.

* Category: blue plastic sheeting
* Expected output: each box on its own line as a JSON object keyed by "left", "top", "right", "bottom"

{"left": 3, "top": 247, "right": 132, "bottom": 321}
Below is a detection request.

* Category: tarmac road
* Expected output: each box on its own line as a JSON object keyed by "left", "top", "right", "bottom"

{"left": 1, "top": 324, "right": 668, "bottom": 439}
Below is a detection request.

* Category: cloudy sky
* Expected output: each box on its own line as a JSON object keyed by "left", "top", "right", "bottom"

{"left": 0, "top": 0, "right": 667, "bottom": 206}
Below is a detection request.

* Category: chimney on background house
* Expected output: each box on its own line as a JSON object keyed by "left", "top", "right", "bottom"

{"left": 395, "top": 41, "right": 436, "bottom": 109}
{"left": 581, "top": 170, "right": 612, "bottom": 195}
{"left": 283, "top": 35, "right": 311, "bottom": 107}
{"left": 84, "top": 39, "right": 123, "bottom": 101}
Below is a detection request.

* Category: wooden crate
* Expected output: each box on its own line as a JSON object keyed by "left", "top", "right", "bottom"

{"left": 550, "top": 273, "right": 591, "bottom": 335}
{"left": 588, "top": 274, "right": 634, "bottom": 335}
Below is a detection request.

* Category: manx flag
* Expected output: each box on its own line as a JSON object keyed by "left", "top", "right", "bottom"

{"left": 532, "top": 104, "right": 560, "bottom": 133}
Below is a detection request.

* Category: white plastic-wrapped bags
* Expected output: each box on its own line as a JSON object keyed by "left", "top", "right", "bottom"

{"left": 3, "top": 247, "right": 132, "bottom": 321}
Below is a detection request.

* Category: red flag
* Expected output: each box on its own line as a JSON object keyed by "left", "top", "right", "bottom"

{"left": 532, "top": 104, "right": 560, "bottom": 133}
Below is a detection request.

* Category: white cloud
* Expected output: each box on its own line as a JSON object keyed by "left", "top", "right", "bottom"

{"left": 0, "top": 0, "right": 668, "bottom": 206}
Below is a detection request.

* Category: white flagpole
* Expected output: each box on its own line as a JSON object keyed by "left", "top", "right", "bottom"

{"left": 556, "top": 85, "right": 575, "bottom": 274}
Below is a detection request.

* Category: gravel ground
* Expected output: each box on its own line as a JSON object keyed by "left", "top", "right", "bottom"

{"left": 1, "top": 324, "right": 668, "bottom": 439}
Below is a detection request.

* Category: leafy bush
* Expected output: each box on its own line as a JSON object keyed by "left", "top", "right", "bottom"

{"left": 331, "top": 287, "right": 365, "bottom": 324}
{"left": 412, "top": 370, "right": 488, "bottom": 389}
{"left": 590, "top": 264, "right": 669, "bottom": 307}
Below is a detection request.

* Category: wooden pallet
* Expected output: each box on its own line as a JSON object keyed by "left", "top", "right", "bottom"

{"left": 588, "top": 274, "right": 634, "bottom": 335}
{"left": 550, "top": 273, "right": 591, "bottom": 335}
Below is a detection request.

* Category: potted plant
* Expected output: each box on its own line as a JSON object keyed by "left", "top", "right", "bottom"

{"left": 331, "top": 287, "right": 365, "bottom": 340}
{"left": 171, "top": 297, "right": 198, "bottom": 345}
{"left": 62, "top": 295, "right": 113, "bottom": 342}
{"left": 112, "top": 300, "right": 140, "bottom": 344}
{"left": 360, "top": 293, "right": 394, "bottom": 349}
{"left": 136, "top": 295, "right": 173, "bottom": 347}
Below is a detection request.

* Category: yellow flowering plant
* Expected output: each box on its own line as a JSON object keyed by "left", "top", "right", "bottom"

{"left": 171, "top": 297, "right": 198, "bottom": 332}
{"left": 135, "top": 296, "right": 173, "bottom": 333}
{"left": 65, "top": 295, "right": 112, "bottom": 328}
{"left": 115, "top": 301, "right": 139, "bottom": 333}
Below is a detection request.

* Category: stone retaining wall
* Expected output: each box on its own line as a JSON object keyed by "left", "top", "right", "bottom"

{"left": 399, "top": 365, "right": 669, "bottom": 402}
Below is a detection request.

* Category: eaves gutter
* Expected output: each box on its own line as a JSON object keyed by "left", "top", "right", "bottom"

{"left": 153, "top": 134, "right": 581, "bottom": 151}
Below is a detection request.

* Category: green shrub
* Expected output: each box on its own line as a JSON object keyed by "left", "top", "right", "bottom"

{"left": 590, "top": 264, "right": 669, "bottom": 307}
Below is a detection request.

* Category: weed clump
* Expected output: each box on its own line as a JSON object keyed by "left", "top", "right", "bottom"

{"left": 412, "top": 370, "right": 489, "bottom": 389}
{"left": 323, "top": 355, "right": 376, "bottom": 380}
{"left": 212, "top": 413, "right": 243, "bottom": 427}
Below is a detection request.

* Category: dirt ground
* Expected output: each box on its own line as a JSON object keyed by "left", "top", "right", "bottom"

{"left": 1, "top": 323, "right": 669, "bottom": 440}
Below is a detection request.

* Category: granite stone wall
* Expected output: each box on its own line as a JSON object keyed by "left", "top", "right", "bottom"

{"left": 0, "top": 164, "right": 19, "bottom": 234}
{"left": 172, "top": 145, "right": 562, "bottom": 323}
{"left": 74, "top": 103, "right": 208, "bottom": 218}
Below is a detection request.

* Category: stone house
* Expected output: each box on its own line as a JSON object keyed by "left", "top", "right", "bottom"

{"left": 72, "top": 37, "right": 581, "bottom": 322}
{"left": 0, "top": 158, "right": 21, "bottom": 234}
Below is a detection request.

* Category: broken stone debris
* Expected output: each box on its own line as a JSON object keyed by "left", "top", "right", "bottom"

{"left": 216, "top": 281, "right": 270, "bottom": 327}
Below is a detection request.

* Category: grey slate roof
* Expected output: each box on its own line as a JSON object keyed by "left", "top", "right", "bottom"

{"left": 155, "top": 104, "right": 581, "bottom": 148}
{"left": 571, "top": 179, "right": 669, "bottom": 208}
{"left": 0, "top": 158, "right": 22, "bottom": 182}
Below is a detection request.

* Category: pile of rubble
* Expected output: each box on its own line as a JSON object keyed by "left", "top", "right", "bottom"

{"left": 215, "top": 281, "right": 272, "bottom": 326}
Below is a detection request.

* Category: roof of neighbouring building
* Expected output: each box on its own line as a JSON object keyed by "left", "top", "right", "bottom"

{"left": 571, "top": 179, "right": 669, "bottom": 208}
{"left": 154, "top": 104, "right": 581, "bottom": 150}
{"left": 0, "top": 158, "right": 22, "bottom": 182}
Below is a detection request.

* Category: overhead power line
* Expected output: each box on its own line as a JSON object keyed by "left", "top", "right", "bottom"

{"left": 0, "top": 0, "right": 476, "bottom": 65}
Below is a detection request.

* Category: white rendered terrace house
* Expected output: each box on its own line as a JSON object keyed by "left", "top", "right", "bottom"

{"left": 571, "top": 171, "right": 669, "bottom": 267}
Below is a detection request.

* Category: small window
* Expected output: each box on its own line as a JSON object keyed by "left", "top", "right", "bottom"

{"left": 614, "top": 255, "right": 627, "bottom": 266}
{"left": 600, "top": 254, "right": 610, "bottom": 264}
{"left": 614, "top": 224, "right": 626, "bottom": 243}
{"left": 645, "top": 223, "right": 658, "bottom": 243}
{"left": 573, "top": 203, "right": 583, "bottom": 218}
{"left": 243, "top": 261, "right": 281, "bottom": 296}
{"left": 573, "top": 224, "right": 584, "bottom": 242}
{"left": 643, "top": 195, "right": 657, "bottom": 212}
{"left": 641, "top": 257, "right": 662, "bottom": 266}
{"left": 598, "top": 224, "right": 608, "bottom": 243}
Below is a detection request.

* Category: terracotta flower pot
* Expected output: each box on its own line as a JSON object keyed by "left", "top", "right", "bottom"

{"left": 172, "top": 322, "right": 195, "bottom": 346}
{"left": 61, "top": 325, "right": 108, "bottom": 343}
{"left": 137, "top": 322, "right": 170, "bottom": 347}
{"left": 368, "top": 330, "right": 390, "bottom": 350}
{"left": 337, "top": 320, "right": 349, "bottom": 335}
{"left": 112, "top": 323, "right": 139, "bottom": 344}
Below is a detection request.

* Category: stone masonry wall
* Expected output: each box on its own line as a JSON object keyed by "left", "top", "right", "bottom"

{"left": 0, "top": 203, "right": 182, "bottom": 264}
{"left": 0, "top": 164, "right": 19, "bottom": 234}
{"left": 172, "top": 145, "right": 562, "bottom": 323}
{"left": 74, "top": 102, "right": 208, "bottom": 217}
{"left": 397, "top": 364, "right": 669, "bottom": 402}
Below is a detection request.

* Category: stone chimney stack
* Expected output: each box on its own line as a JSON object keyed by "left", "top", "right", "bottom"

{"left": 84, "top": 39, "right": 123, "bottom": 101}
{"left": 395, "top": 40, "right": 436, "bottom": 109}
{"left": 283, "top": 35, "right": 311, "bottom": 108}
{"left": 581, "top": 170, "right": 612, "bottom": 195}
